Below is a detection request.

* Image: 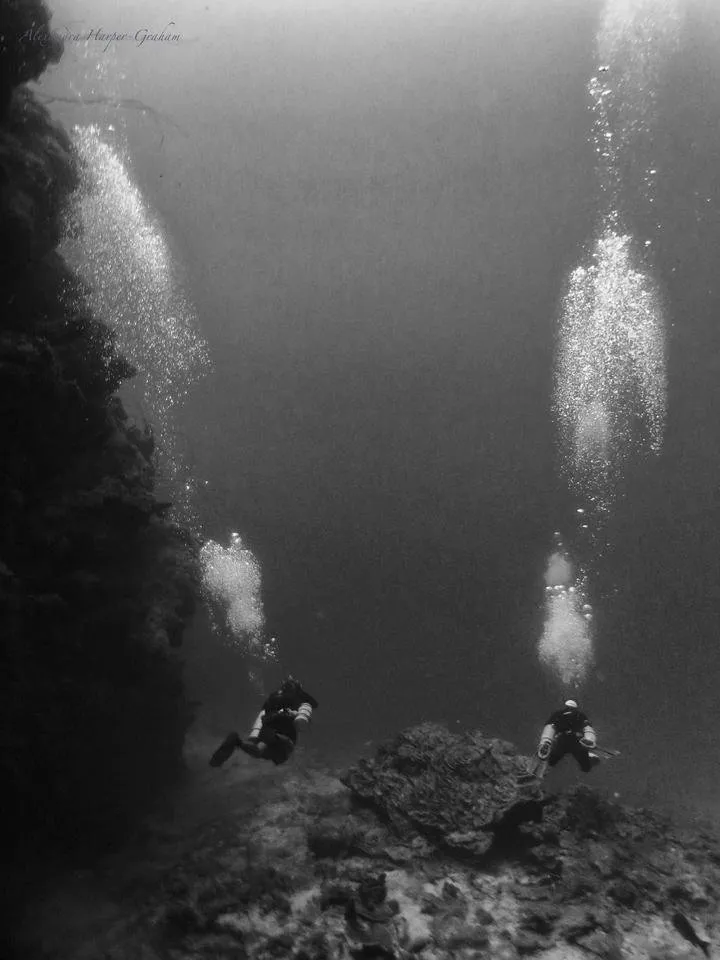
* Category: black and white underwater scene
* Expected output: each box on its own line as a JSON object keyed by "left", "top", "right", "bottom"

{"left": 4, "top": 0, "right": 720, "bottom": 956}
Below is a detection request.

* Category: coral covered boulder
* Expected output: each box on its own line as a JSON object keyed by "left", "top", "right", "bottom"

{"left": 341, "top": 723, "right": 543, "bottom": 857}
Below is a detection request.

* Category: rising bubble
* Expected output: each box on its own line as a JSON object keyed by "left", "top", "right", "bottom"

{"left": 539, "top": 551, "right": 594, "bottom": 687}
{"left": 199, "top": 533, "right": 278, "bottom": 662}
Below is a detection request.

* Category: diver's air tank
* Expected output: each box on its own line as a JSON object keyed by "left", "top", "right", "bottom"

{"left": 582, "top": 724, "right": 597, "bottom": 746}
{"left": 295, "top": 702, "right": 313, "bottom": 726}
{"left": 540, "top": 724, "right": 555, "bottom": 743}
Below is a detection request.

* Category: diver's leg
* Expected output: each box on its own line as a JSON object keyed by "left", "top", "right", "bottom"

{"left": 209, "top": 732, "right": 241, "bottom": 767}
{"left": 237, "top": 723, "right": 292, "bottom": 761}
{"left": 572, "top": 739, "right": 599, "bottom": 773}
{"left": 262, "top": 728, "right": 295, "bottom": 765}
{"left": 269, "top": 736, "right": 294, "bottom": 765}
{"left": 547, "top": 737, "right": 567, "bottom": 768}
{"left": 237, "top": 738, "right": 267, "bottom": 759}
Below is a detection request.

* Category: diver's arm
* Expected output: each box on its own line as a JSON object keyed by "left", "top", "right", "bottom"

{"left": 295, "top": 702, "right": 314, "bottom": 726}
{"left": 249, "top": 710, "right": 265, "bottom": 739}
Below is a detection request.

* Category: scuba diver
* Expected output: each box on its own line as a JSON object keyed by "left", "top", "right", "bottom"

{"left": 209, "top": 676, "right": 318, "bottom": 768}
{"left": 534, "top": 699, "right": 600, "bottom": 776}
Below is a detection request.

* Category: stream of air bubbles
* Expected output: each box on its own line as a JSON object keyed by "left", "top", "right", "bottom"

{"left": 539, "top": 0, "right": 679, "bottom": 689}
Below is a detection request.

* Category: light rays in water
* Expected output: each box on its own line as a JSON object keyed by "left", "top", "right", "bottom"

{"left": 539, "top": 0, "right": 677, "bottom": 689}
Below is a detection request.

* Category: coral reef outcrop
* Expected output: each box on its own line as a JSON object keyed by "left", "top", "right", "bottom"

{"left": 341, "top": 722, "right": 545, "bottom": 857}
{"left": 16, "top": 725, "right": 720, "bottom": 960}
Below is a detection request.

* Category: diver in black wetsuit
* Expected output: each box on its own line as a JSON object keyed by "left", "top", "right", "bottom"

{"left": 536, "top": 699, "right": 599, "bottom": 773}
{"left": 209, "top": 676, "right": 318, "bottom": 768}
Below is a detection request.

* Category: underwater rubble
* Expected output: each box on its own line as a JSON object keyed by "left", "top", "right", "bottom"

{"left": 19, "top": 723, "right": 720, "bottom": 960}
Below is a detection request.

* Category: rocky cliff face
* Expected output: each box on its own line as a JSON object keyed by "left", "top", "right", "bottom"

{"left": 0, "top": 0, "right": 198, "bottom": 880}
{"left": 17, "top": 724, "right": 720, "bottom": 960}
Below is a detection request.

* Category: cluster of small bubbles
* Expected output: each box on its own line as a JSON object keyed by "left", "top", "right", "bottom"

{"left": 544, "top": 547, "right": 572, "bottom": 588}
{"left": 539, "top": 555, "right": 593, "bottom": 687}
{"left": 199, "top": 533, "right": 274, "bottom": 660}
{"left": 173, "top": 475, "right": 211, "bottom": 540}
{"left": 260, "top": 635, "right": 281, "bottom": 662}
{"left": 539, "top": 548, "right": 594, "bottom": 688}
{"left": 61, "top": 125, "right": 210, "bottom": 531}
{"left": 541, "top": 0, "right": 678, "bottom": 689}
{"left": 62, "top": 125, "right": 283, "bottom": 669}
{"left": 555, "top": 228, "right": 666, "bottom": 511}
{"left": 591, "top": 0, "right": 682, "bottom": 212}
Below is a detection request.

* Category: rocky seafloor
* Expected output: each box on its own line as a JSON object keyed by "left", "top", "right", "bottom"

{"left": 18, "top": 723, "right": 720, "bottom": 960}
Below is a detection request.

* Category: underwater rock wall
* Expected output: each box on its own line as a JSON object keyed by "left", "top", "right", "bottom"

{"left": 0, "top": 0, "right": 198, "bottom": 867}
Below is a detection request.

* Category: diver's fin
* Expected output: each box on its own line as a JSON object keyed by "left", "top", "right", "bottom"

{"left": 209, "top": 732, "right": 240, "bottom": 767}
